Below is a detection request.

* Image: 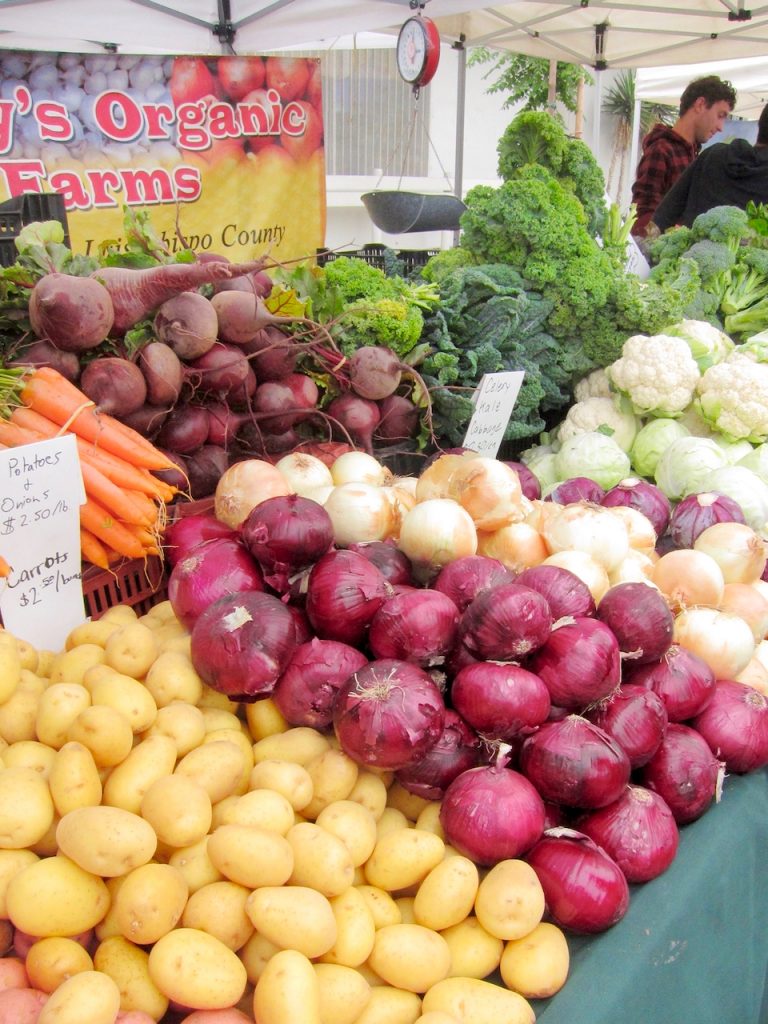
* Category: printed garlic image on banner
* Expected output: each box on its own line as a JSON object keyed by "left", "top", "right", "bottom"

{"left": 0, "top": 52, "right": 326, "bottom": 261}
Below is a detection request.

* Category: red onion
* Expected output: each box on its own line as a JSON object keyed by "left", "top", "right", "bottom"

{"left": 190, "top": 590, "right": 297, "bottom": 700}
{"left": 347, "top": 541, "right": 415, "bottom": 586}
{"left": 240, "top": 494, "right": 334, "bottom": 593}
{"left": 527, "top": 617, "right": 620, "bottom": 709}
{"left": 305, "top": 549, "right": 393, "bottom": 646}
{"left": 691, "top": 679, "right": 768, "bottom": 774}
{"left": 163, "top": 511, "right": 234, "bottom": 567}
{"left": 596, "top": 582, "right": 674, "bottom": 664}
{"left": 526, "top": 829, "right": 629, "bottom": 933}
{"left": 625, "top": 644, "right": 716, "bottom": 722}
{"left": 459, "top": 583, "right": 552, "bottom": 661}
{"left": 272, "top": 638, "right": 369, "bottom": 730}
{"left": 433, "top": 555, "right": 515, "bottom": 613}
{"left": 578, "top": 785, "right": 679, "bottom": 883}
{"left": 515, "top": 564, "right": 596, "bottom": 619}
{"left": 439, "top": 764, "right": 546, "bottom": 866}
{"left": 368, "top": 589, "right": 459, "bottom": 667}
{"left": 545, "top": 477, "right": 605, "bottom": 504}
{"left": 519, "top": 716, "right": 631, "bottom": 808}
{"left": 167, "top": 536, "right": 264, "bottom": 631}
{"left": 332, "top": 659, "right": 445, "bottom": 771}
{"left": 585, "top": 684, "right": 668, "bottom": 768}
{"left": 503, "top": 461, "right": 541, "bottom": 500}
{"left": 286, "top": 603, "right": 312, "bottom": 645}
{"left": 450, "top": 662, "right": 551, "bottom": 740}
{"left": 395, "top": 709, "right": 481, "bottom": 800}
{"left": 639, "top": 723, "right": 723, "bottom": 823}
{"left": 600, "top": 478, "right": 671, "bottom": 537}
{"left": 668, "top": 491, "right": 746, "bottom": 549}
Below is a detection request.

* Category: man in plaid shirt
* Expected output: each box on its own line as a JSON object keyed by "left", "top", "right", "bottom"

{"left": 631, "top": 75, "right": 737, "bottom": 238}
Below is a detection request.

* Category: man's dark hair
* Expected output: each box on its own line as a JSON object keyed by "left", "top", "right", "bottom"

{"left": 758, "top": 104, "right": 768, "bottom": 145}
{"left": 679, "top": 75, "right": 737, "bottom": 116}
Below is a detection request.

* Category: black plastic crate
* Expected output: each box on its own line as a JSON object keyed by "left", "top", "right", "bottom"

{"left": 0, "top": 192, "right": 70, "bottom": 248}
{"left": 316, "top": 245, "right": 438, "bottom": 275}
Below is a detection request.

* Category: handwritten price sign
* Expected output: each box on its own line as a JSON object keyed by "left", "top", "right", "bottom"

{"left": 462, "top": 371, "right": 525, "bottom": 458}
{"left": 0, "top": 436, "right": 86, "bottom": 650}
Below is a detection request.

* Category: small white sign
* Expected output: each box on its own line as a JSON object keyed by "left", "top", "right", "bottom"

{"left": 0, "top": 436, "right": 87, "bottom": 650}
{"left": 625, "top": 235, "right": 651, "bottom": 279}
{"left": 462, "top": 371, "right": 525, "bottom": 458}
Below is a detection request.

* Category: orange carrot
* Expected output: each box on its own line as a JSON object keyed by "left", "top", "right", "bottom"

{"left": 79, "top": 498, "right": 146, "bottom": 560}
{"left": 22, "top": 368, "right": 175, "bottom": 471}
{"left": 0, "top": 555, "right": 10, "bottom": 578}
{"left": 80, "top": 529, "right": 110, "bottom": 570}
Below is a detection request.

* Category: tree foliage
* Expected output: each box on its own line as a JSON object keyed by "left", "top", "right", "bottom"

{"left": 468, "top": 48, "right": 592, "bottom": 113}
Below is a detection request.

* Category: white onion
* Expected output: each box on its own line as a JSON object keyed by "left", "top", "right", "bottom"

{"left": 542, "top": 503, "right": 630, "bottom": 572}
{"left": 300, "top": 484, "right": 334, "bottom": 506}
{"left": 651, "top": 549, "right": 725, "bottom": 612}
{"left": 331, "top": 451, "right": 391, "bottom": 487}
{"left": 719, "top": 583, "right": 768, "bottom": 643}
{"left": 476, "top": 522, "right": 548, "bottom": 574}
{"left": 542, "top": 550, "right": 610, "bottom": 604}
{"left": 605, "top": 505, "right": 657, "bottom": 554}
{"left": 754, "top": 638, "right": 768, "bottom": 673}
{"left": 608, "top": 549, "right": 659, "bottom": 588}
{"left": 693, "top": 521, "right": 767, "bottom": 584}
{"left": 382, "top": 484, "right": 418, "bottom": 537}
{"left": 447, "top": 456, "right": 524, "bottom": 531}
{"left": 397, "top": 499, "right": 478, "bottom": 579}
{"left": 673, "top": 606, "right": 756, "bottom": 679}
{"left": 214, "top": 459, "right": 292, "bottom": 529}
{"left": 392, "top": 475, "right": 418, "bottom": 496}
{"left": 275, "top": 452, "right": 333, "bottom": 496}
{"left": 323, "top": 483, "right": 395, "bottom": 547}
{"left": 415, "top": 452, "right": 479, "bottom": 501}
{"left": 735, "top": 655, "right": 768, "bottom": 697}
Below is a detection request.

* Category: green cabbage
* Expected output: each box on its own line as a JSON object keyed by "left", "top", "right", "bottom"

{"left": 630, "top": 418, "right": 690, "bottom": 479}
{"left": 553, "top": 431, "right": 631, "bottom": 490}
{"left": 654, "top": 436, "right": 728, "bottom": 500}
{"left": 695, "top": 465, "right": 768, "bottom": 531}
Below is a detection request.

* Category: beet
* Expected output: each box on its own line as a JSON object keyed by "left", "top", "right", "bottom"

{"left": 375, "top": 393, "right": 420, "bottom": 441}
{"left": 79, "top": 356, "right": 147, "bottom": 417}
{"left": 253, "top": 374, "right": 319, "bottom": 434}
{"left": 29, "top": 272, "right": 114, "bottom": 351}
{"left": 8, "top": 339, "right": 81, "bottom": 382}
{"left": 349, "top": 345, "right": 402, "bottom": 400}
{"left": 120, "top": 403, "right": 170, "bottom": 439}
{"left": 242, "top": 326, "right": 299, "bottom": 380}
{"left": 138, "top": 341, "right": 184, "bottom": 406}
{"left": 327, "top": 393, "right": 380, "bottom": 452}
{"left": 186, "top": 444, "right": 230, "bottom": 499}
{"left": 186, "top": 342, "right": 251, "bottom": 397}
{"left": 155, "top": 403, "right": 210, "bottom": 455}
{"left": 154, "top": 291, "right": 218, "bottom": 360}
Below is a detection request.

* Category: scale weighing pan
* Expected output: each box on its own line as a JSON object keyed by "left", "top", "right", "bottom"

{"left": 361, "top": 190, "right": 466, "bottom": 233}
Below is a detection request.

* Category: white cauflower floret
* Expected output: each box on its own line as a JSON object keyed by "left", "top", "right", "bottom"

{"left": 556, "top": 396, "right": 639, "bottom": 452}
{"left": 695, "top": 353, "right": 768, "bottom": 443}
{"left": 607, "top": 334, "right": 701, "bottom": 418}
{"left": 573, "top": 368, "right": 613, "bottom": 403}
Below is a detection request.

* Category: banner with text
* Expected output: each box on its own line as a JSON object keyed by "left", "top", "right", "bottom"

{"left": 0, "top": 52, "right": 326, "bottom": 262}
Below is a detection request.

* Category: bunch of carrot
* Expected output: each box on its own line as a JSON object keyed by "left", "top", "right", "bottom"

{"left": 0, "top": 366, "right": 180, "bottom": 569}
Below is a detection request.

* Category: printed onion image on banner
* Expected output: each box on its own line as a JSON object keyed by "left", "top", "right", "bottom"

{"left": 0, "top": 52, "right": 326, "bottom": 262}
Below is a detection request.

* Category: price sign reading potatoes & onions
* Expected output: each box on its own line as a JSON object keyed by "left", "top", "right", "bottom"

{"left": 462, "top": 371, "right": 525, "bottom": 457}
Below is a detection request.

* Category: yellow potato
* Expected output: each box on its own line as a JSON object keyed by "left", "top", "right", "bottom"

{"left": 93, "top": 934, "right": 169, "bottom": 1020}
{"left": 474, "top": 859, "right": 546, "bottom": 940}
{"left": 174, "top": 739, "right": 247, "bottom": 803}
{"left": 301, "top": 748, "right": 359, "bottom": 819}
{"left": 421, "top": 977, "right": 535, "bottom": 1024}
{"left": 140, "top": 774, "right": 212, "bottom": 848}
{"left": 196, "top": 681, "right": 236, "bottom": 711}
{"left": 93, "top": 874, "right": 127, "bottom": 943}
{"left": 220, "top": 787, "right": 295, "bottom": 835}
{"left": 13, "top": 636, "right": 37, "bottom": 673}
{"left": 351, "top": 984, "right": 422, "bottom": 1024}
{"left": 100, "top": 604, "right": 139, "bottom": 625}
{"left": 315, "top": 962, "right": 372, "bottom": 1024}
{"left": 144, "top": 650, "right": 203, "bottom": 707}
{"left": 318, "top": 885, "right": 376, "bottom": 967}
{"left": 65, "top": 619, "right": 120, "bottom": 650}
{"left": 148, "top": 927, "right": 247, "bottom": 1010}
{"left": 206, "top": 823, "right": 293, "bottom": 889}
{"left": 252, "top": 726, "right": 330, "bottom": 766}
{"left": 35, "top": 682, "right": 91, "bottom": 749}
{"left": 157, "top": 632, "right": 192, "bottom": 657}
{"left": 142, "top": 701, "right": 206, "bottom": 756}
{"left": 395, "top": 896, "right": 417, "bottom": 924}
{"left": 414, "top": 802, "right": 444, "bottom": 838}
{"left": 29, "top": 812, "right": 60, "bottom": 858}
{"left": 240, "top": 929, "right": 282, "bottom": 985}
{"left": 286, "top": 821, "right": 355, "bottom": 897}
{"left": 356, "top": 885, "right": 402, "bottom": 929}
{"left": 499, "top": 921, "right": 570, "bottom": 999}
{"left": 37, "top": 968, "right": 121, "bottom": 1024}
{"left": 66, "top": 704, "right": 134, "bottom": 768}
{"left": 245, "top": 696, "right": 289, "bottom": 739}
{"left": 375, "top": 807, "right": 410, "bottom": 839}
{"left": 246, "top": 885, "right": 337, "bottom": 958}
{"left": 211, "top": 794, "right": 240, "bottom": 830}
{"left": 365, "top": 828, "right": 445, "bottom": 892}
{"left": 413, "top": 856, "right": 479, "bottom": 931}
{"left": 315, "top": 799, "right": 378, "bottom": 868}
{"left": 2, "top": 739, "right": 56, "bottom": 776}
{"left": 0, "top": 631, "right": 21, "bottom": 703}
{"left": 346, "top": 770, "right": 389, "bottom": 822}
{"left": 181, "top": 879, "right": 253, "bottom": 950}
{"left": 0, "top": 765, "right": 54, "bottom": 848}
{"left": 200, "top": 707, "right": 242, "bottom": 733}
{"left": 414, "top": 1015, "right": 461, "bottom": 1024}
{"left": 386, "top": 782, "right": 432, "bottom": 823}
{"left": 0, "top": 848, "right": 38, "bottom": 917}
{"left": 102, "top": 734, "right": 178, "bottom": 812}
{"left": 247, "top": 758, "right": 313, "bottom": 811}
{"left": 253, "top": 947, "right": 321, "bottom": 1024}
{"left": 26, "top": 935, "right": 93, "bottom": 992}
{"left": 143, "top": 599, "right": 177, "bottom": 624}
{"left": 168, "top": 836, "right": 223, "bottom": 894}
{"left": 35, "top": 649, "right": 56, "bottom": 678}
{"left": 87, "top": 668, "right": 158, "bottom": 733}
{"left": 368, "top": 923, "right": 451, "bottom": 993}
{"left": 56, "top": 806, "right": 157, "bottom": 877}
{"left": 6, "top": 854, "right": 109, "bottom": 937}
{"left": 203, "top": 727, "right": 253, "bottom": 793}
{"left": 104, "top": 621, "right": 158, "bottom": 678}
{"left": 48, "top": 741, "right": 102, "bottom": 815}
{"left": 113, "top": 862, "right": 189, "bottom": 944}
{"left": 0, "top": 675, "right": 43, "bottom": 742}
{"left": 440, "top": 917, "right": 504, "bottom": 979}
{"left": 48, "top": 643, "right": 107, "bottom": 685}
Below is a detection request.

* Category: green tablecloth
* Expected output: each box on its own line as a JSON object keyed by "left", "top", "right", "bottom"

{"left": 531, "top": 768, "right": 768, "bottom": 1024}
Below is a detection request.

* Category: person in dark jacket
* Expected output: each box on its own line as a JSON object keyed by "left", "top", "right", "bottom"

{"left": 652, "top": 105, "right": 768, "bottom": 231}
{"left": 630, "top": 75, "right": 737, "bottom": 237}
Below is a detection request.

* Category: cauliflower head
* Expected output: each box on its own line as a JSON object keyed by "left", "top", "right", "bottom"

{"left": 573, "top": 367, "right": 613, "bottom": 402}
{"left": 556, "top": 396, "right": 639, "bottom": 452}
{"left": 607, "top": 334, "right": 701, "bottom": 418}
{"left": 695, "top": 352, "right": 768, "bottom": 443}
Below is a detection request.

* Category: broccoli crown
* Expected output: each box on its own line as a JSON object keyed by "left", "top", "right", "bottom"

{"left": 682, "top": 239, "right": 737, "bottom": 283}
{"left": 739, "top": 246, "right": 768, "bottom": 277}
{"left": 690, "top": 205, "right": 754, "bottom": 249}
{"left": 339, "top": 298, "right": 424, "bottom": 357}
{"left": 647, "top": 225, "right": 694, "bottom": 265}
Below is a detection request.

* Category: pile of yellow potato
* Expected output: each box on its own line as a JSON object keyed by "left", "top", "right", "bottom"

{"left": 0, "top": 602, "right": 570, "bottom": 1024}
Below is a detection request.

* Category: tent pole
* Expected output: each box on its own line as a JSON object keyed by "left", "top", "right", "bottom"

{"left": 452, "top": 34, "right": 466, "bottom": 248}
{"left": 628, "top": 96, "right": 642, "bottom": 211}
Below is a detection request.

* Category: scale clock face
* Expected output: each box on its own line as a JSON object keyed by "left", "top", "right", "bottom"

{"left": 396, "top": 15, "right": 441, "bottom": 87}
